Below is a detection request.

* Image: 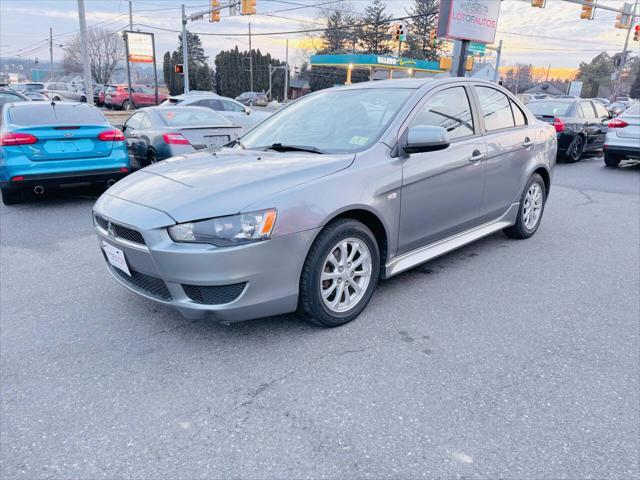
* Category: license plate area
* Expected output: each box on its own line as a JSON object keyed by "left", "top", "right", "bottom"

{"left": 205, "top": 135, "right": 229, "bottom": 148}
{"left": 102, "top": 241, "right": 131, "bottom": 276}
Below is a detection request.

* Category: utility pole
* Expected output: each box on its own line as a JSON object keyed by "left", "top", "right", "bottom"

{"left": 493, "top": 39, "right": 502, "bottom": 82}
{"left": 76, "top": 0, "right": 93, "bottom": 104}
{"left": 49, "top": 27, "right": 54, "bottom": 81}
{"left": 181, "top": 4, "right": 190, "bottom": 94}
{"left": 284, "top": 39, "right": 289, "bottom": 102}
{"left": 455, "top": 40, "right": 470, "bottom": 77}
{"left": 248, "top": 22, "right": 253, "bottom": 92}
{"left": 611, "top": 0, "right": 637, "bottom": 102}
{"left": 129, "top": 1, "right": 133, "bottom": 30}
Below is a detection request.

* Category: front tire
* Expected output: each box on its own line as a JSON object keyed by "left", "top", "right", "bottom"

{"left": 147, "top": 150, "right": 158, "bottom": 166}
{"left": 504, "top": 173, "right": 546, "bottom": 240}
{"left": 604, "top": 152, "right": 622, "bottom": 167}
{"left": 300, "top": 219, "right": 380, "bottom": 327}
{"left": 1, "top": 188, "right": 25, "bottom": 205}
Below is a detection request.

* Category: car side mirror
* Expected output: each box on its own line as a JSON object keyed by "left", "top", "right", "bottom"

{"left": 403, "top": 126, "right": 450, "bottom": 154}
{"left": 114, "top": 124, "right": 125, "bottom": 131}
{"left": 245, "top": 107, "right": 252, "bottom": 115}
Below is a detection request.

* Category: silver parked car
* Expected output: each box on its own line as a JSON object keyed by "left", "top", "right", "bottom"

{"left": 118, "top": 106, "right": 242, "bottom": 169}
{"left": 161, "top": 92, "right": 272, "bottom": 130}
{"left": 603, "top": 103, "right": 640, "bottom": 167}
{"left": 93, "top": 78, "right": 557, "bottom": 327}
{"left": 43, "top": 82, "right": 86, "bottom": 102}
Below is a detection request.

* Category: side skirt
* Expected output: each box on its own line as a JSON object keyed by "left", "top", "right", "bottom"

{"left": 384, "top": 203, "right": 520, "bottom": 278}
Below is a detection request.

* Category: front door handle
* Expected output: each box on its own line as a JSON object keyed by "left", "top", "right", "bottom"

{"left": 523, "top": 137, "right": 534, "bottom": 147}
{"left": 469, "top": 150, "right": 485, "bottom": 163}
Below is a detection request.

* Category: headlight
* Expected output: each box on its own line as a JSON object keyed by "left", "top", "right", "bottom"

{"left": 168, "top": 209, "right": 277, "bottom": 246}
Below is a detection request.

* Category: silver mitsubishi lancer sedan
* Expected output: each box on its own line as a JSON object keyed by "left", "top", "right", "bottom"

{"left": 93, "top": 78, "right": 557, "bottom": 327}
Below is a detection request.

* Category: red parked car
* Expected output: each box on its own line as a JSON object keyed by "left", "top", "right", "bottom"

{"left": 104, "top": 85, "right": 167, "bottom": 110}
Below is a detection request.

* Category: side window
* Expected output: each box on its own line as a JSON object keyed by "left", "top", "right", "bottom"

{"left": 125, "top": 113, "right": 142, "bottom": 130}
{"left": 578, "top": 102, "right": 594, "bottom": 118}
{"left": 593, "top": 102, "right": 609, "bottom": 118}
{"left": 223, "top": 100, "right": 245, "bottom": 112}
{"left": 138, "top": 113, "right": 152, "bottom": 129}
{"left": 510, "top": 100, "right": 527, "bottom": 127}
{"left": 476, "top": 86, "right": 515, "bottom": 131}
{"left": 409, "top": 86, "right": 474, "bottom": 140}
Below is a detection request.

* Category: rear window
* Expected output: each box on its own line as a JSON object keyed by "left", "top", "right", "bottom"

{"left": 622, "top": 104, "right": 640, "bottom": 116}
{"left": 158, "top": 108, "right": 231, "bottom": 127}
{"left": 9, "top": 104, "right": 107, "bottom": 126}
{"left": 527, "top": 101, "right": 573, "bottom": 117}
{"left": 0, "top": 92, "right": 27, "bottom": 109}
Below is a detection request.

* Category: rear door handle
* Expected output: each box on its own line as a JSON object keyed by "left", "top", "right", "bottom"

{"left": 523, "top": 137, "right": 534, "bottom": 147}
{"left": 468, "top": 150, "right": 485, "bottom": 163}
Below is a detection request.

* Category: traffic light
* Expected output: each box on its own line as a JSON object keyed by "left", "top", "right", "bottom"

{"left": 439, "top": 57, "right": 452, "bottom": 70}
{"left": 175, "top": 64, "right": 184, "bottom": 74}
{"left": 531, "top": 0, "right": 545, "bottom": 7}
{"left": 465, "top": 56, "right": 474, "bottom": 72}
{"left": 391, "top": 23, "right": 406, "bottom": 41}
{"left": 209, "top": 0, "right": 220, "bottom": 22}
{"left": 580, "top": 0, "right": 594, "bottom": 20}
{"left": 615, "top": 3, "right": 633, "bottom": 29}
{"left": 634, "top": 24, "right": 640, "bottom": 41}
{"left": 241, "top": 0, "right": 256, "bottom": 15}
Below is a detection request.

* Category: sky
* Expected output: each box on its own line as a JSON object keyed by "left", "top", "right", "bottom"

{"left": 0, "top": 0, "right": 636, "bottom": 77}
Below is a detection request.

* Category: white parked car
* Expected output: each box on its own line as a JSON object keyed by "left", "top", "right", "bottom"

{"left": 160, "top": 92, "right": 271, "bottom": 130}
{"left": 603, "top": 103, "right": 640, "bottom": 167}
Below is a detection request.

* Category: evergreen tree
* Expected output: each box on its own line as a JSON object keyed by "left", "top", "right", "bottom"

{"left": 630, "top": 63, "right": 640, "bottom": 100}
{"left": 321, "top": 11, "right": 352, "bottom": 53}
{"left": 576, "top": 52, "right": 614, "bottom": 98}
{"left": 404, "top": 0, "right": 442, "bottom": 60}
{"left": 356, "top": 0, "right": 392, "bottom": 54}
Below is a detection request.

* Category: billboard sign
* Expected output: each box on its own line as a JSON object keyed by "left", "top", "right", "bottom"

{"left": 437, "top": 0, "right": 501, "bottom": 44}
{"left": 126, "top": 31, "right": 154, "bottom": 63}
{"left": 568, "top": 81, "right": 583, "bottom": 98}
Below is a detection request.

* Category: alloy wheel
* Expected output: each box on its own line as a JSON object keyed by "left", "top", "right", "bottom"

{"left": 320, "top": 237, "right": 372, "bottom": 313}
{"left": 523, "top": 183, "right": 543, "bottom": 230}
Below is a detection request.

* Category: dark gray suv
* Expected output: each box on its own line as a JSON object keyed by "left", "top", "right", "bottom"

{"left": 94, "top": 78, "right": 557, "bottom": 327}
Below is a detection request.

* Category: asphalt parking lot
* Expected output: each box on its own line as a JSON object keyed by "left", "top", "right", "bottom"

{"left": 1, "top": 155, "right": 639, "bottom": 479}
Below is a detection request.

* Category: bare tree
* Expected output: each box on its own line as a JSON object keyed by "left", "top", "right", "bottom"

{"left": 63, "top": 28, "right": 124, "bottom": 84}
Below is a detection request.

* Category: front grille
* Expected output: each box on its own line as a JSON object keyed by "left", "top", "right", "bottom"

{"left": 95, "top": 214, "right": 146, "bottom": 246}
{"left": 182, "top": 283, "right": 246, "bottom": 305}
{"left": 110, "top": 264, "right": 172, "bottom": 301}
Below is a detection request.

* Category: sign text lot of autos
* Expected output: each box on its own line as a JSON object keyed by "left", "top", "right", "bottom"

{"left": 438, "top": 0, "right": 501, "bottom": 44}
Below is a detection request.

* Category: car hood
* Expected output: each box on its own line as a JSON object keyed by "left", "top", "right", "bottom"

{"left": 105, "top": 148, "right": 354, "bottom": 223}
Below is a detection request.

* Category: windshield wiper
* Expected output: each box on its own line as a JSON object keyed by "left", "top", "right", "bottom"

{"left": 226, "top": 138, "right": 246, "bottom": 149}
{"left": 263, "top": 143, "right": 324, "bottom": 154}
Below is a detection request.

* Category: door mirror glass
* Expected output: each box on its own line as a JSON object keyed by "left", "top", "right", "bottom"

{"left": 404, "top": 126, "right": 450, "bottom": 154}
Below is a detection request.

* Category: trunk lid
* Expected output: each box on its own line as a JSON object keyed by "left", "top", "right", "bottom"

{"left": 170, "top": 126, "right": 242, "bottom": 150}
{"left": 14, "top": 125, "right": 114, "bottom": 161}
{"left": 613, "top": 113, "right": 640, "bottom": 139}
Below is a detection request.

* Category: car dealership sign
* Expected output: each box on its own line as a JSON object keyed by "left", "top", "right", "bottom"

{"left": 126, "top": 31, "right": 154, "bottom": 63}
{"left": 437, "top": 0, "right": 501, "bottom": 44}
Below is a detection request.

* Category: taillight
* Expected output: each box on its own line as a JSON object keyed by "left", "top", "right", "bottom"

{"left": 162, "top": 133, "right": 190, "bottom": 145}
{"left": 0, "top": 132, "right": 38, "bottom": 146}
{"left": 553, "top": 117, "right": 565, "bottom": 133}
{"left": 98, "top": 129, "right": 125, "bottom": 141}
{"left": 608, "top": 118, "right": 628, "bottom": 128}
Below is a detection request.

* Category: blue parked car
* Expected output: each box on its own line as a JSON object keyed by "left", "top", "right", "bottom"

{"left": 0, "top": 102, "right": 130, "bottom": 204}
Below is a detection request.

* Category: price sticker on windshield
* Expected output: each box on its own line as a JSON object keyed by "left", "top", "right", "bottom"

{"left": 349, "top": 136, "right": 369, "bottom": 146}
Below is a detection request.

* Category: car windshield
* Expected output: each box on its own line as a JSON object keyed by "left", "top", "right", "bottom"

{"left": 9, "top": 103, "right": 107, "bottom": 126}
{"left": 240, "top": 88, "right": 413, "bottom": 154}
{"left": 527, "top": 101, "right": 573, "bottom": 116}
{"left": 158, "top": 108, "right": 231, "bottom": 127}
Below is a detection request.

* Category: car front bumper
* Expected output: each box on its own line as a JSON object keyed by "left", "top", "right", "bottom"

{"left": 93, "top": 196, "right": 319, "bottom": 322}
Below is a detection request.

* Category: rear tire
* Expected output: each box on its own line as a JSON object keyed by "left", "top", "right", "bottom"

{"left": 604, "top": 152, "right": 622, "bottom": 167}
{"left": 80, "top": 96, "right": 87, "bottom": 103}
{"left": 53, "top": 96, "right": 61, "bottom": 102}
{"left": 504, "top": 173, "right": 546, "bottom": 240}
{"left": 563, "top": 135, "right": 584, "bottom": 163}
{"left": 122, "top": 100, "right": 133, "bottom": 111}
{"left": 1, "top": 188, "right": 25, "bottom": 205}
{"left": 300, "top": 219, "right": 380, "bottom": 327}
{"left": 147, "top": 150, "right": 158, "bottom": 166}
